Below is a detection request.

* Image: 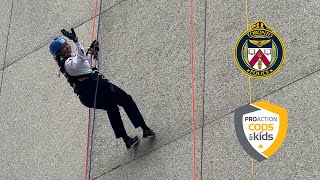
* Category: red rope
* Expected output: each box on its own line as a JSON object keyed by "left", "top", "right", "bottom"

{"left": 91, "top": 0, "right": 99, "bottom": 42}
{"left": 84, "top": 0, "right": 100, "bottom": 179}
{"left": 189, "top": 0, "right": 197, "bottom": 179}
{"left": 84, "top": 109, "right": 91, "bottom": 180}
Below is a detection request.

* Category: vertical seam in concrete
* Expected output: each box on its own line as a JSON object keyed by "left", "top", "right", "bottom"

{"left": 200, "top": 0, "right": 208, "bottom": 179}
{"left": 0, "top": 0, "right": 14, "bottom": 96}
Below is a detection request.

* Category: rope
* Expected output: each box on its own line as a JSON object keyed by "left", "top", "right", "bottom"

{"left": 200, "top": 0, "right": 208, "bottom": 179}
{"left": 95, "top": 0, "right": 103, "bottom": 70}
{"left": 88, "top": 0, "right": 104, "bottom": 178}
{"left": 189, "top": 0, "right": 197, "bottom": 179}
{"left": 245, "top": 0, "right": 255, "bottom": 179}
{"left": 84, "top": 0, "right": 103, "bottom": 179}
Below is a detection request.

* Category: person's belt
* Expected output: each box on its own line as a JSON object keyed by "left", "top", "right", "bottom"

{"left": 75, "top": 71, "right": 103, "bottom": 82}
{"left": 77, "top": 77, "right": 90, "bottom": 82}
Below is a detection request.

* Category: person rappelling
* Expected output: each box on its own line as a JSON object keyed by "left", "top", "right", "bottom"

{"left": 49, "top": 28, "right": 154, "bottom": 149}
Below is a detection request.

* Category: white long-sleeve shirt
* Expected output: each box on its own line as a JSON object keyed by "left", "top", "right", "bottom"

{"left": 65, "top": 42, "right": 93, "bottom": 76}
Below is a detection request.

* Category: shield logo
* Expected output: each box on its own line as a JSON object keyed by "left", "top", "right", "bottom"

{"left": 248, "top": 39, "right": 272, "bottom": 70}
{"left": 234, "top": 20, "right": 285, "bottom": 78}
{"left": 234, "top": 101, "right": 288, "bottom": 161}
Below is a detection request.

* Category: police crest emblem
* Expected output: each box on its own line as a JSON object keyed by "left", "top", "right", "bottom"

{"left": 234, "top": 20, "right": 285, "bottom": 78}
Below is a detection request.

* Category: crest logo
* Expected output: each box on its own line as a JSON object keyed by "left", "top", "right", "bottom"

{"left": 234, "top": 101, "right": 288, "bottom": 161}
{"left": 234, "top": 20, "right": 285, "bottom": 78}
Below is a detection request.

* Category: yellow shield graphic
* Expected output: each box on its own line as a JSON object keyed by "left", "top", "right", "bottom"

{"left": 235, "top": 101, "right": 288, "bottom": 161}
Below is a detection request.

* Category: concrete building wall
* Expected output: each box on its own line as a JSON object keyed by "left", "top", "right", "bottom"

{"left": 0, "top": 0, "right": 319, "bottom": 179}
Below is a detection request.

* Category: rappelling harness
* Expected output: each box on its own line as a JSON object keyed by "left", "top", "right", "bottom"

{"left": 57, "top": 48, "right": 103, "bottom": 96}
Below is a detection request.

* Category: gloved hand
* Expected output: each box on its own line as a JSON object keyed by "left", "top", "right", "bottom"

{"left": 89, "top": 40, "right": 99, "bottom": 52}
{"left": 87, "top": 40, "right": 99, "bottom": 59}
{"left": 61, "top": 28, "right": 78, "bottom": 42}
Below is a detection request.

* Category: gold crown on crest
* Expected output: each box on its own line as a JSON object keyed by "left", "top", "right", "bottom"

{"left": 248, "top": 20, "right": 274, "bottom": 38}
{"left": 250, "top": 20, "right": 273, "bottom": 31}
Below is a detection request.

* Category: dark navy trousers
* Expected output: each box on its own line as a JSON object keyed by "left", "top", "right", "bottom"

{"left": 78, "top": 78, "right": 146, "bottom": 138}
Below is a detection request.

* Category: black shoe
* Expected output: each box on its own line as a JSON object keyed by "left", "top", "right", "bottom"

{"left": 125, "top": 136, "right": 140, "bottom": 149}
{"left": 143, "top": 129, "right": 155, "bottom": 138}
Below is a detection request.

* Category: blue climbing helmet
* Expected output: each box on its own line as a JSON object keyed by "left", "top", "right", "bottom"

{"left": 49, "top": 37, "right": 67, "bottom": 56}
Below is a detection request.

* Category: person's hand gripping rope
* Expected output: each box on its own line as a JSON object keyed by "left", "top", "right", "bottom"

{"left": 87, "top": 40, "right": 99, "bottom": 59}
